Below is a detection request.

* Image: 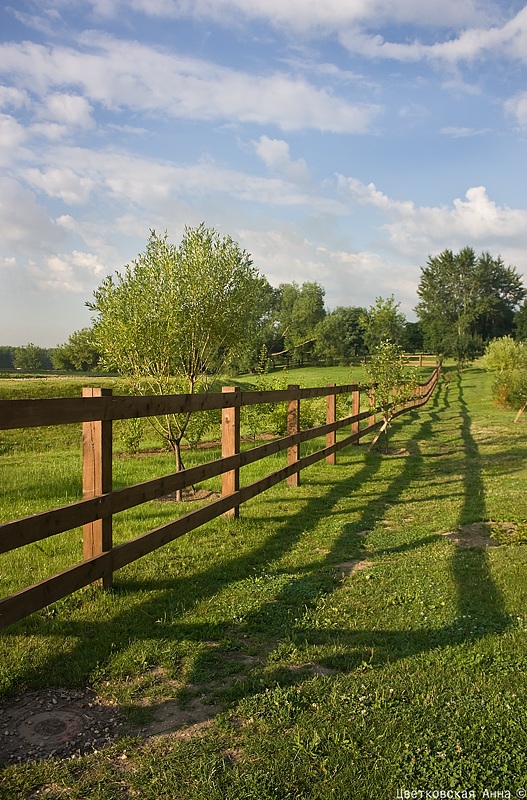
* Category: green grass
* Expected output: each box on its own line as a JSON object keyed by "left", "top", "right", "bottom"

{"left": 1, "top": 363, "right": 527, "bottom": 798}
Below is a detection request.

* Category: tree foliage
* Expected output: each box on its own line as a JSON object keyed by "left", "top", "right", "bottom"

{"left": 314, "top": 306, "right": 366, "bottom": 363}
{"left": 482, "top": 336, "right": 527, "bottom": 421}
{"left": 275, "top": 281, "right": 326, "bottom": 363}
{"left": 365, "top": 340, "right": 418, "bottom": 452}
{"left": 360, "top": 295, "right": 406, "bottom": 352}
{"left": 0, "top": 346, "right": 14, "bottom": 370}
{"left": 515, "top": 301, "right": 527, "bottom": 342}
{"left": 416, "top": 247, "right": 526, "bottom": 366}
{"left": 13, "top": 343, "right": 50, "bottom": 371}
{"left": 52, "top": 328, "right": 100, "bottom": 372}
{"left": 88, "top": 224, "right": 270, "bottom": 479}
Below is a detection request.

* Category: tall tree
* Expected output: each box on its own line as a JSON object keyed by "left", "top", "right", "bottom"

{"left": 276, "top": 281, "right": 326, "bottom": 364}
{"left": 515, "top": 301, "right": 527, "bottom": 342}
{"left": 88, "top": 224, "right": 270, "bottom": 483}
{"left": 52, "top": 328, "right": 100, "bottom": 372}
{"left": 314, "top": 306, "right": 366, "bottom": 363}
{"left": 360, "top": 295, "right": 406, "bottom": 352}
{"left": 401, "top": 321, "right": 424, "bottom": 353}
{"left": 13, "top": 343, "right": 49, "bottom": 371}
{"left": 0, "top": 346, "right": 14, "bottom": 370}
{"left": 416, "top": 247, "right": 526, "bottom": 365}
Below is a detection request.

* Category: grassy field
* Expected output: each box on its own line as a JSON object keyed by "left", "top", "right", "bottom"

{"left": 1, "top": 363, "right": 527, "bottom": 798}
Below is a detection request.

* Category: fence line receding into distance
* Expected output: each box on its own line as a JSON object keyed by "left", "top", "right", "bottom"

{"left": 0, "top": 366, "right": 440, "bottom": 629}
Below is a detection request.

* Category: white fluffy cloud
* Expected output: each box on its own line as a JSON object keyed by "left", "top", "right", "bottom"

{"left": 36, "top": 93, "right": 95, "bottom": 129}
{"left": 0, "top": 36, "right": 378, "bottom": 133}
{"left": 253, "top": 136, "right": 310, "bottom": 183}
{"left": 339, "top": 5, "right": 527, "bottom": 65}
{"left": 80, "top": 0, "right": 499, "bottom": 31}
{"left": 24, "top": 166, "right": 95, "bottom": 205}
{"left": 505, "top": 91, "right": 527, "bottom": 128}
{"left": 30, "top": 250, "right": 107, "bottom": 293}
{"left": 339, "top": 177, "right": 527, "bottom": 265}
{"left": 0, "top": 177, "right": 61, "bottom": 253}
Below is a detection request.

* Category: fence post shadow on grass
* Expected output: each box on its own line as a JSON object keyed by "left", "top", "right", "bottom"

{"left": 450, "top": 371, "right": 508, "bottom": 631}
{"left": 1, "top": 369, "right": 510, "bottom": 730}
{"left": 0, "top": 372, "right": 432, "bottom": 699}
{"left": 0, "top": 428, "right": 389, "bottom": 694}
{"left": 178, "top": 371, "right": 510, "bottom": 696}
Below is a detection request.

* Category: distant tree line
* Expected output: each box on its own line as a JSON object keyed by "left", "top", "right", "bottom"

{"left": 2, "top": 241, "right": 526, "bottom": 374}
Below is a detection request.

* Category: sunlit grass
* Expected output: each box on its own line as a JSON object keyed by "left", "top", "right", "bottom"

{"left": 1, "top": 363, "right": 527, "bottom": 797}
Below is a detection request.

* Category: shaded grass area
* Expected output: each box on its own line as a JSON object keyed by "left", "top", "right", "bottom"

{"left": 1, "top": 365, "right": 527, "bottom": 797}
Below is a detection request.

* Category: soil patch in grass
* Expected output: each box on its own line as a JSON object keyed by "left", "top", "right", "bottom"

{"left": 442, "top": 521, "right": 500, "bottom": 548}
{"left": 334, "top": 559, "right": 374, "bottom": 578}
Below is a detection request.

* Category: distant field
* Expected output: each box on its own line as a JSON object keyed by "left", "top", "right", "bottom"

{"left": 2, "top": 363, "right": 526, "bottom": 798}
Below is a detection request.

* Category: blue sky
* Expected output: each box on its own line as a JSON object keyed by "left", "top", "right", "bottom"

{"left": 1, "top": 0, "right": 527, "bottom": 347}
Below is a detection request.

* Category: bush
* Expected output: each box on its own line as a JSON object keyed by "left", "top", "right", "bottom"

{"left": 482, "top": 336, "right": 527, "bottom": 421}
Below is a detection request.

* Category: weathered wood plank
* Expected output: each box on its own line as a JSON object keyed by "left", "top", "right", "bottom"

{"left": 82, "top": 387, "right": 113, "bottom": 589}
{"left": 0, "top": 381, "right": 382, "bottom": 430}
{"left": 287, "top": 385, "right": 300, "bottom": 488}
{"left": 326, "top": 384, "right": 337, "bottom": 465}
{"left": 222, "top": 387, "right": 240, "bottom": 519}
{"left": 0, "top": 414, "right": 359, "bottom": 553}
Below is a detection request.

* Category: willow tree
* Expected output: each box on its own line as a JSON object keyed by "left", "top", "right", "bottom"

{"left": 365, "top": 340, "right": 418, "bottom": 452}
{"left": 88, "top": 224, "right": 271, "bottom": 484}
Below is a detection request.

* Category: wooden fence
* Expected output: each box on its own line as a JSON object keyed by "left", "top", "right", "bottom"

{"left": 0, "top": 367, "right": 440, "bottom": 630}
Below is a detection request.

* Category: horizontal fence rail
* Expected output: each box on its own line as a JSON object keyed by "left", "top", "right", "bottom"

{"left": 0, "top": 367, "right": 440, "bottom": 629}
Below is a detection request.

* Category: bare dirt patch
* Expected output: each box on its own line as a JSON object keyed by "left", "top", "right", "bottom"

{"left": 334, "top": 559, "right": 374, "bottom": 578}
{"left": 136, "top": 696, "right": 221, "bottom": 740}
{"left": 441, "top": 522, "right": 500, "bottom": 548}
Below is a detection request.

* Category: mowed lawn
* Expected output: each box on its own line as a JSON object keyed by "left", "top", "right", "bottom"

{"left": 1, "top": 364, "right": 527, "bottom": 798}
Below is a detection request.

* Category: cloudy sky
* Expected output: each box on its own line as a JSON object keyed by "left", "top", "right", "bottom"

{"left": 1, "top": 0, "right": 527, "bottom": 347}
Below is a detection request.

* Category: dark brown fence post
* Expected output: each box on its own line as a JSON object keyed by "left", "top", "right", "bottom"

{"left": 351, "top": 383, "right": 360, "bottom": 444}
{"left": 82, "top": 387, "right": 113, "bottom": 589}
{"left": 326, "top": 384, "right": 337, "bottom": 465}
{"left": 287, "top": 384, "right": 300, "bottom": 487}
{"left": 222, "top": 386, "right": 240, "bottom": 518}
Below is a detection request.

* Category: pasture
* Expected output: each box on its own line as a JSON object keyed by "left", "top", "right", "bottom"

{"left": 1, "top": 364, "right": 527, "bottom": 798}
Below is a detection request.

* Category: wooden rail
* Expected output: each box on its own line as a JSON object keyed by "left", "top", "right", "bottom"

{"left": 0, "top": 367, "right": 440, "bottom": 629}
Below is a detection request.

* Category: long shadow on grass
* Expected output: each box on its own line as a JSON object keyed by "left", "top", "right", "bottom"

{"left": 0, "top": 384, "right": 440, "bottom": 695}
{"left": 182, "top": 371, "right": 510, "bottom": 702}
{"left": 0, "top": 424, "right": 391, "bottom": 693}
{"left": 293, "top": 371, "right": 508, "bottom": 673}
{"left": 1, "top": 371, "right": 510, "bottom": 719}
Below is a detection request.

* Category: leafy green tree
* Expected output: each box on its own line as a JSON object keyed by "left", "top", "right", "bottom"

{"left": 365, "top": 340, "right": 418, "bottom": 452}
{"left": 416, "top": 247, "right": 526, "bottom": 366}
{"left": 277, "top": 281, "right": 326, "bottom": 364}
{"left": 234, "top": 284, "right": 281, "bottom": 373}
{"left": 0, "top": 346, "right": 14, "bottom": 369}
{"left": 13, "top": 343, "right": 48, "bottom": 371}
{"left": 52, "top": 328, "right": 100, "bottom": 372}
{"left": 360, "top": 295, "right": 406, "bottom": 352}
{"left": 88, "top": 224, "right": 270, "bottom": 486}
{"left": 515, "top": 301, "right": 527, "bottom": 342}
{"left": 482, "top": 336, "right": 527, "bottom": 422}
{"left": 314, "top": 306, "right": 366, "bottom": 363}
{"left": 401, "top": 321, "right": 424, "bottom": 353}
